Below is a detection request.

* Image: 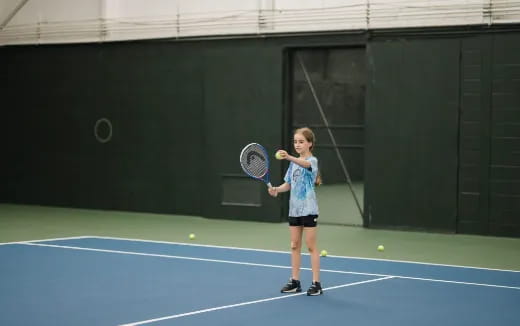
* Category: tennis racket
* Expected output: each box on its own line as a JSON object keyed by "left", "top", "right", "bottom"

{"left": 239, "top": 143, "right": 272, "bottom": 188}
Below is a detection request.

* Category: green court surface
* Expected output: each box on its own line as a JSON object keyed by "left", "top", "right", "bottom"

{"left": 1, "top": 204, "right": 519, "bottom": 271}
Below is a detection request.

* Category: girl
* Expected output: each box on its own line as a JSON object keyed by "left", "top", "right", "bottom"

{"left": 268, "top": 127, "right": 322, "bottom": 296}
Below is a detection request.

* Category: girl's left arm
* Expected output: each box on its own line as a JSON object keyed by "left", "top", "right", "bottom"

{"left": 275, "top": 150, "right": 311, "bottom": 169}
{"left": 286, "top": 155, "right": 311, "bottom": 169}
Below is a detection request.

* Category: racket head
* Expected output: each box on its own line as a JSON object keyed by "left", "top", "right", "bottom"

{"left": 239, "top": 143, "right": 271, "bottom": 185}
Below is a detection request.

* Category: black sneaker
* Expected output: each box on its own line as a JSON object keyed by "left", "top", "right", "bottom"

{"left": 307, "top": 281, "right": 323, "bottom": 296}
{"left": 281, "top": 278, "right": 302, "bottom": 293}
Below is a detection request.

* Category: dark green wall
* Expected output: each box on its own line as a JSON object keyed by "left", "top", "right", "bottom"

{"left": 365, "top": 31, "right": 520, "bottom": 236}
{"left": 458, "top": 34, "right": 520, "bottom": 237}
{"left": 2, "top": 43, "right": 204, "bottom": 215}
{"left": 365, "top": 38, "right": 460, "bottom": 232}
{"left": 1, "top": 35, "right": 365, "bottom": 223}
{"left": 458, "top": 35, "right": 493, "bottom": 235}
{"left": 201, "top": 41, "right": 283, "bottom": 221}
{"left": 2, "top": 29, "right": 519, "bottom": 236}
{"left": 490, "top": 34, "right": 520, "bottom": 237}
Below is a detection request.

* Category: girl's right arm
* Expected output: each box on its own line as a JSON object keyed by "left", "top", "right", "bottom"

{"left": 275, "top": 182, "right": 290, "bottom": 193}
{"left": 268, "top": 182, "right": 290, "bottom": 197}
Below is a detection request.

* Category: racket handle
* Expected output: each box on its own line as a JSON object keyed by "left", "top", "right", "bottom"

{"left": 267, "top": 182, "right": 273, "bottom": 188}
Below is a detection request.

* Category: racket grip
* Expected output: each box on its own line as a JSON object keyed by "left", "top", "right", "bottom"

{"left": 267, "top": 182, "right": 273, "bottom": 188}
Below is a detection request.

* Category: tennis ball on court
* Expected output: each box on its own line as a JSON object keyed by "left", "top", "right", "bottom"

{"left": 377, "top": 245, "right": 384, "bottom": 252}
{"left": 275, "top": 151, "right": 283, "bottom": 160}
{"left": 189, "top": 233, "right": 196, "bottom": 240}
{"left": 320, "top": 250, "right": 328, "bottom": 257}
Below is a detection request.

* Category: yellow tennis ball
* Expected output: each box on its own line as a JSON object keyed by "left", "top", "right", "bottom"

{"left": 189, "top": 233, "right": 196, "bottom": 240}
{"left": 320, "top": 249, "right": 328, "bottom": 257}
{"left": 275, "top": 151, "right": 283, "bottom": 160}
{"left": 377, "top": 245, "right": 384, "bottom": 252}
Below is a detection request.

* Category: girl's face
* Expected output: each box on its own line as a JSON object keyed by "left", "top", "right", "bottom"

{"left": 293, "top": 133, "right": 312, "bottom": 156}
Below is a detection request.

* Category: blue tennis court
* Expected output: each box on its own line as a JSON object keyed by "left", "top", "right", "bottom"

{"left": 1, "top": 236, "right": 519, "bottom": 326}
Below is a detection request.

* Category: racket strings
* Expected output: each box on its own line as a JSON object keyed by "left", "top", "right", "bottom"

{"left": 240, "top": 144, "right": 268, "bottom": 178}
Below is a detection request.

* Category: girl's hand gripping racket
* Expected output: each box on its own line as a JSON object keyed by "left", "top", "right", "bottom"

{"left": 240, "top": 143, "right": 272, "bottom": 188}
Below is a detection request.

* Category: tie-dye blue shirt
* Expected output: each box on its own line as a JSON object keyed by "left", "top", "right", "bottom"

{"left": 284, "top": 156, "right": 319, "bottom": 217}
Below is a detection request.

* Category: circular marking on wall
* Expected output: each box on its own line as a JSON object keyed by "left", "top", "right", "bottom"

{"left": 94, "top": 118, "right": 113, "bottom": 143}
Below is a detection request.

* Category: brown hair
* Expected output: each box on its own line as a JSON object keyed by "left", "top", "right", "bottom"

{"left": 294, "top": 127, "right": 322, "bottom": 186}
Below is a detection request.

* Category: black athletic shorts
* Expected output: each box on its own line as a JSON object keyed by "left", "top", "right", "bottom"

{"left": 288, "top": 215, "right": 318, "bottom": 227}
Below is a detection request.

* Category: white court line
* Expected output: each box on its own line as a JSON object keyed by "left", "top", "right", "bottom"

{"left": 90, "top": 235, "right": 292, "bottom": 255}
{"left": 87, "top": 235, "right": 520, "bottom": 273}
{"left": 0, "top": 235, "right": 91, "bottom": 246}
{"left": 118, "top": 276, "right": 395, "bottom": 326}
{"left": 21, "top": 242, "right": 520, "bottom": 290}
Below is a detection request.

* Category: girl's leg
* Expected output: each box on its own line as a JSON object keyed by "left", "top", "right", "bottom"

{"left": 304, "top": 227, "right": 320, "bottom": 282}
{"left": 289, "top": 226, "right": 303, "bottom": 280}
